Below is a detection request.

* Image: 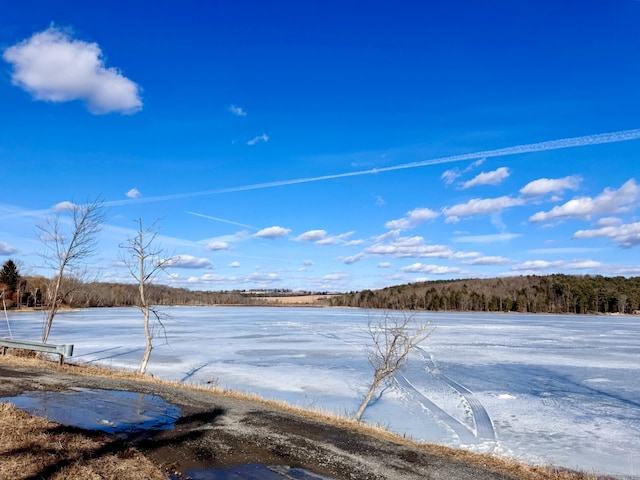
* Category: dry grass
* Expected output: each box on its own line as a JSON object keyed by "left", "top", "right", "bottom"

{"left": 0, "top": 352, "right": 607, "bottom": 480}
{"left": 0, "top": 403, "right": 165, "bottom": 479}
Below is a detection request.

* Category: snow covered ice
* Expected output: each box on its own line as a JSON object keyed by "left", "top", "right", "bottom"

{"left": 4, "top": 307, "right": 639, "bottom": 478}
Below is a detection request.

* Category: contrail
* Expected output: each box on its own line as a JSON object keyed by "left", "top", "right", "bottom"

{"left": 186, "top": 211, "right": 257, "bottom": 230}
{"left": 102, "top": 128, "right": 640, "bottom": 207}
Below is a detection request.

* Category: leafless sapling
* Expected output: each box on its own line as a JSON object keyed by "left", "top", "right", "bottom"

{"left": 354, "top": 310, "right": 433, "bottom": 422}
{"left": 38, "top": 199, "right": 105, "bottom": 343}
{"left": 121, "top": 219, "right": 170, "bottom": 374}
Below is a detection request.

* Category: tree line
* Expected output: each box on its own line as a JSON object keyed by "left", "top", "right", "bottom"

{"left": 329, "top": 274, "right": 640, "bottom": 314}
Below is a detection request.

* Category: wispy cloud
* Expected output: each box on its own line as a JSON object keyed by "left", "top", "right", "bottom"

{"left": 247, "top": 134, "right": 269, "bottom": 145}
{"left": 0, "top": 242, "right": 18, "bottom": 255}
{"left": 228, "top": 104, "right": 246, "bottom": 116}
{"left": 401, "top": 263, "right": 465, "bottom": 275}
{"left": 453, "top": 233, "right": 522, "bottom": 243}
{"left": 511, "top": 259, "right": 603, "bottom": 272}
{"left": 3, "top": 26, "right": 142, "bottom": 114}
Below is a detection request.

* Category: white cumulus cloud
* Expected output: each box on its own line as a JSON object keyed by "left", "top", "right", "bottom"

{"left": 165, "top": 255, "right": 212, "bottom": 269}
{"left": 520, "top": 175, "right": 581, "bottom": 197}
{"left": 296, "top": 230, "right": 327, "bottom": 242}
{"left": 443, "top": 196, "right": 525, "bottom": 223}
{"left": 385, "top": 207, "right": 439, "bottom": 230}
{"left": 529, "top": 179, "right": 639, "bottom": 223}
{"left": 205, "top": 241, "right": 230, "bottom": 251}
{"left": 573, "top": 222, "right": 640, "bottom": 248}
{"left": 462, "top": 167, "right": 510, "bottom": 189}
{"left": 254, "top": 226, "right": 291, "bottom": 239}
{"left": 126, "top": 188, "right": 141, "bottom": 199}
{"left": 3, "top": 26, "right": 142, "bottom": 114}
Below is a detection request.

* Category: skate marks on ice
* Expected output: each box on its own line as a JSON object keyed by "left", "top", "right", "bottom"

{"left": 394, "top": 346, "right": 495, "bottom": 445}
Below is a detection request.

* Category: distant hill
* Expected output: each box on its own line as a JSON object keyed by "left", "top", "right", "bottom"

{"left": 9, "top": 274, "right": 640, "bottom": 314}
{"left": 329, "top": 274, "right": 640, "bottom": 315}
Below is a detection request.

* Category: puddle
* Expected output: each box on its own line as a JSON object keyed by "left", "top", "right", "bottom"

{"left": 179, "top": 464, "right": 336, "bottom": 480}
{"left": 3, "top": 388, "right": 180, "bottom": 434}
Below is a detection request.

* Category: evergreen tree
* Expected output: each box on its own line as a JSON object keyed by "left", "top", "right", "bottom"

{"left": 0, "top": 259, "right": 20, "bottom": 293}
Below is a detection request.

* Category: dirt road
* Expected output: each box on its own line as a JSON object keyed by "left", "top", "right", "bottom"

{"left": 0, "top": 363, "right": 518, "bottom": 480}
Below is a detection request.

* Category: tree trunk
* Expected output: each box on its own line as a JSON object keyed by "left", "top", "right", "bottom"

{"left": 354, "top": 376, "right": 382, "bottom": 422}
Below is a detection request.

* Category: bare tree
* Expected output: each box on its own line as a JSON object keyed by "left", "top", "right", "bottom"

{"left": 121, "top": 219, "right": 169, "bottom": 374}
{"left": 38, "top": 199, "right": 105, "bottom": 343}
{"left": 354, "top": 310, "right": 433, "bottom": 422}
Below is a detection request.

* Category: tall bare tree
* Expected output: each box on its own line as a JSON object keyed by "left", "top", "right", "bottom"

{"left": 121, "top": 219, "right": 169, "bottom": 374}
{"left": 354, "top": 310, "right": 433, "bottom": 422}
{"left": 38, "top": 199, "right": 105, "bottom": 343}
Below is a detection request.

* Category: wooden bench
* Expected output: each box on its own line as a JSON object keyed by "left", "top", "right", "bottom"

{"left": 0, "top": 339, "right": 74, "bottom": 365}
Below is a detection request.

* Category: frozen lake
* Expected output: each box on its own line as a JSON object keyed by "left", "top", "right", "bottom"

{"left": 3, "top": 306, "right": 639, "bottom": 478}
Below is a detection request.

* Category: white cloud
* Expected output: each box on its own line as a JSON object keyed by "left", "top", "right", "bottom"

{"left": 461, "top": 256, "right": 510, "bottom": 265}
{"left": 165, "top": 255, "right": 212, "bottom": 269}
{"left": 520, "top": 175, "right": 581, "bottom": 197}
{"left": 511, "top": 259, "right": 603, "bottom": 272}
{"left": 443, "top": 196, "right": 525, "bottom": 222}
{"left": 441, "top": 168, "right": 461, "bottom": 185}
{"left": 401, "top": 263, "right": 464, "bottom": 275}
{"left": 385, "top": 207, "right": 439, "bottom": 230}
{"left": 462, "top": 167, "right": 510, "bottom": 189}
{"left": 366, "top": 235, "right": 456, "bottom": 259}
{"left": 205, "top": 241, "right": 230, "bottom": 251}
{"left": 296, "top": 230, "right": 327, "bottom": 242}
{"left": 247, "top": 134, "right": 269, "bottom": 145}
{"left": 529, "top": 179, "right": 639, "bottom": 223}
{"left": 53, "top": 201, "right": 76, "bottom": 211}
{"left": 0, "top": 242, "right": 18, "bottom": 255}
{"left": 453, "top": 233, "right": 522, "bottom": 243}
{"left": 3, "top": 26, "right": 142, "bottom": 114}
{"left": 254, "top": 226, "right": 291, "bottom": 239}
{"left": 126, "top": 188, "right": 141, "bottom": 199}
{"left": 229, "top": 104, "right": 246, "bottom": 116}
{"left": 228, "top": 261, "right": 241, "bottom": 267}
{"left": 343, "top": 239, "right": 364, "bottom": 247}
{"left": 339, "top": 253, "right": 365, "bottom": 265}
{"left": 573, "top": 222, "right": 640, "bottom": 248}
{"left": 596, "top": 217, "right": 623, "bottom": 227}
{"left": 378, "top": 262, "right": 391, "bottom": 268}
{"left": 303, "top": 260, "right": 314, "bottom": 266}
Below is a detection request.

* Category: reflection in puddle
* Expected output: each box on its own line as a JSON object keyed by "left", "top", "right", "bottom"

{"left": 182, "top": 464, "right": 336, "bottom": 479}
{"left": 3, "top": 388, "right": 180, "bottom": 434}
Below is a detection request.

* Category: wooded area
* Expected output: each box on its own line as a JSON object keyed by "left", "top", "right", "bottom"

{"left": 3, "top": 258, "right": 640, "bottom": 314}
{"left": 329, "top": 274, "right": 640, "bottom": 314}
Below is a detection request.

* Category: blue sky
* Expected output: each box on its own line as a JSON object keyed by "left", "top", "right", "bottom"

{"left": 1, "top": 1, "right": 639, "bottom": 292}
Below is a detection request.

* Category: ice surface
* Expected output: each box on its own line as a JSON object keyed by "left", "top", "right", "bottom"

{"left": 3, "top": 307, "right": 639, "bottom": 478}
